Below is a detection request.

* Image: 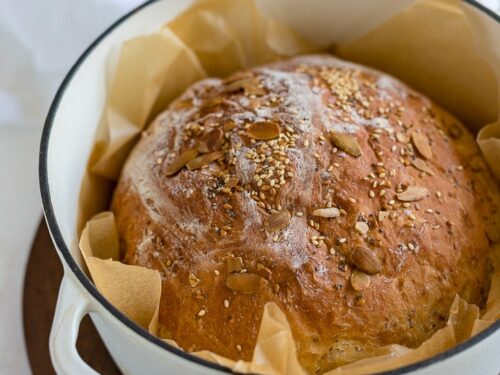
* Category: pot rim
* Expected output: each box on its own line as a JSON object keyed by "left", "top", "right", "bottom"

{"left": 39, "top": 1, "right": 500, "bottom": 374}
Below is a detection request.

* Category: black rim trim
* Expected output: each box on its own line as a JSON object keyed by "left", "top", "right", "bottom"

{"left": 39, "top": 0, "right": 499, "bottom": 374}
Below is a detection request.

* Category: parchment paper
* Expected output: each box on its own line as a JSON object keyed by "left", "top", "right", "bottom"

{"left": 77, "top": 0, "right": 500, "bottom": 373}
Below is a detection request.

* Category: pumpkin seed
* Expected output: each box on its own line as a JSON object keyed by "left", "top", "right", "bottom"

{"left": 166, "top": 149, "right": 198, "bottom": 176}
{"left": 198, "top": 128, "right": 223, "bottom": 153}
{"left": 312, "top": 207, "right": 340, "bottom": 218}
{"left": 226, "top": 176, "right": 240, "bottom": 188}
{"left": 241, "top": 79, "right": 267, "bottom": 96}
{"left": 226, "top": 255, "right": 244, "bottom": 273}
{"left": 350, "top": 245, "right": 382, "bottom": 275}
{"left": 351, "top": 269, "right": 371, "bottom": 291}
{"left": 330, "top": 131, "right": 362, "bottom": 157}
{"left": 188, "top": 273, "right": 200, "bottom": 288}
{"left": 200, "top": 97, "right": 223, "bottom": 110}
{"left": 412, "top": 132, "right": 433, "bottom": 159}
{"left": 247, "top": 121, "right": 280, "bottom": 140}
{"left": 222, "top": 78, "right": 249, "bottom": 94}
{"left": 397, "top": 186, "right": 429, "bottom": 202}
{"left": 223, "top": 120, "right": 236, "bottom": 132}
{"left": 266, "top": 209, "right": 291, "bottom": 232}
{"left": 186, "top": 151, "right": 224, "bottom": 170}
{"left": 224, "top": 71, "right": 253, "bottom": 83}
{"left": 396, "top": 132, "right": 409, "bottom": 144}
{"left": 225, "top": 273, "right": 267, "bottom": 294}
{"left": 411, "top": 158, "right": 434, "bottom": 176}
{"left": 222, "top": 78, "right": 266, "bottom": 96}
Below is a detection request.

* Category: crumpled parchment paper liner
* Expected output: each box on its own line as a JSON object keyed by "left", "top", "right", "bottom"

{"left": 478, "top": 123, "right": 500, "bottom": 180}
{"left": 326, "top": 295, "right": 479, "bottom": 375}
{"left": 336, "top": 0, "right": 498, "bottom": 132}
{"left": 465, "top": 0, "right": 500, "bottom": 181}
{"left": 80, "top": 212, "right": 304, "bottom": 374}
{"left": 88, "top": 28, "right": 206, "bottom": 182}
{"left": 167, "top": 0, "right": 316, "bottom": 77}
{"left": 194, "top": 302, "right": 306, "bottom": 375}
{"left": 76, "top": 0, "right": 500, "bottom": 373}
{"left": 80, "top": 212, "right": 162, "bottom": 329}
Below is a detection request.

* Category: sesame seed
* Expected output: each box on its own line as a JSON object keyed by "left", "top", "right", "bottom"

{"left": 224, "top": 300, "right": 230, "bottom": 308}
{"left": 198, "top": 309, "right": 206, "bottom": 317}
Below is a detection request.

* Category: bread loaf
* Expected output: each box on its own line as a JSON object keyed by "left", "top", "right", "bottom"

{"left": 111, "top": 55, "right": 499, "bottom": 373}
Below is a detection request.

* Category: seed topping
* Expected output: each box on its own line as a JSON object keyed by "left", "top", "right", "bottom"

{"left": 330, "top": 131, "right": 362, "bottom": 157}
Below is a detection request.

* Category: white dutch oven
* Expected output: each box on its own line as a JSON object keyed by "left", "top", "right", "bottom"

{"left": 40, "top": 0, "right": 500, "bottom": 374}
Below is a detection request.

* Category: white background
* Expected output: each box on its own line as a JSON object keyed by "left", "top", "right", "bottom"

{"left": 0, "top": 1, "right": 141, "bottom": 373}
{"left": 0, "top": 0, "right": 498, "bottom": 374}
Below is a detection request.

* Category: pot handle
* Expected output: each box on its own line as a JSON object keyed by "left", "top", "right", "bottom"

{"left": 50, "top": 274, "right": 99, "bottom": 375}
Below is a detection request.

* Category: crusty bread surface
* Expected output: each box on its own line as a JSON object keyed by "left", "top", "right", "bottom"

{"left": 112, "top": 55, "right": 499, "bottom": 373}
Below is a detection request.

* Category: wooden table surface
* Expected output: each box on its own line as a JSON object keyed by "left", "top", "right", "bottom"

{"left": 22, "top": 220, "right": 121, "bottom": 374}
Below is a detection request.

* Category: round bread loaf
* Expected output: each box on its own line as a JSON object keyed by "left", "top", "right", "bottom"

{"left": 111, "top": 55, "right": 499, "bottom": 373}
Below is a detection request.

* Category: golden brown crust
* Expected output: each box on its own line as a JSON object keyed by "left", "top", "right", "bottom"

{"left": 111, "top": 55, "right": 499, "bottom": 373}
